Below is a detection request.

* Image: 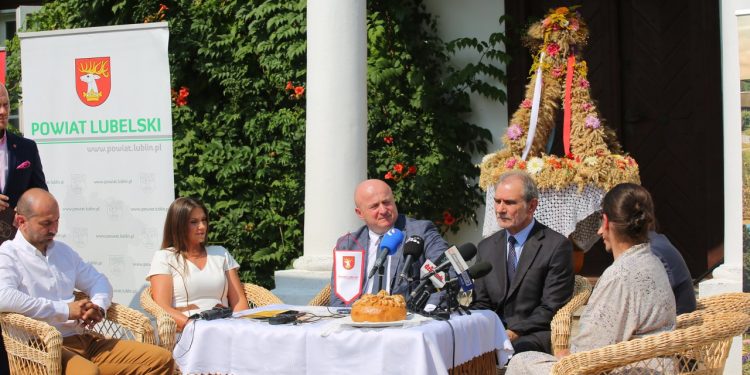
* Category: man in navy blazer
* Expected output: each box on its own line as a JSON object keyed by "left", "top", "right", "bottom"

{"left": 0, "top": 83, "right": 48, "bottom": 374}
{"left": 471, "top": 171, "right": 573, "bottom": 354}
{"left": 0, "top": 84, "right": 47, "bottom": 211}
{"left": 330, "top": 179, "right": 448, "bottom": 307}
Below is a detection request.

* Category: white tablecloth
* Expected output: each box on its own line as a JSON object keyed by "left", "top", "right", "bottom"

{"left": 174, "top": 305, "right": 512, "bottom": 375}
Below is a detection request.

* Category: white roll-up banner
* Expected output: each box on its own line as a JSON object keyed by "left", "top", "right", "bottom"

{"left": 19, "top": 22, "right": 174, "bottom": 307}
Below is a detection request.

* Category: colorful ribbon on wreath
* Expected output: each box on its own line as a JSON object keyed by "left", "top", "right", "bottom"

{"left": 563, "top": 54, "right": 575, "bottom": 156}
{"left": 522, "top": 52, "right": 545, "bottom": 160}
{"left": 523, "top": 52, "right": 576, "bottom": 159}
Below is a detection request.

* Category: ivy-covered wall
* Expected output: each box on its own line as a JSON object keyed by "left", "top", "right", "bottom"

{"left": 6, "top": 0, "right": 507, "bottom": 288}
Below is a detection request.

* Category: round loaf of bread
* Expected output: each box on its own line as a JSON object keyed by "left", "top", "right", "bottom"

{"left": 351, "top": 290, "right": 407, "bottom": 322}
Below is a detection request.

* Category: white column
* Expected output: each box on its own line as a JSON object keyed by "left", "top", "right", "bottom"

{"left": 699, "top": 2, "right": 748, "bottom": 373}
{"left": 274, "top": 0, "right": 367, "bottom": 304}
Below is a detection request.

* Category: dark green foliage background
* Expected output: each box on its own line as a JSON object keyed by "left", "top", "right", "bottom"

{"left": 6, "top": 0, "right": 506, "bottom": 288}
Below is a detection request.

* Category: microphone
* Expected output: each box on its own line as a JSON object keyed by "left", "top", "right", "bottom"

{"left": 419, "top": 243, "right": 477, "bottom": 283}
{"left": 409, "top": 262, "right": 492, "bottom": 313}
{"left": 367, "top": 228, "right": 404, "bottom": 279}
{"left": 447, "top": 262, "right": 493, "bottom": 309}
{"left": 446, "top": 261, "right": 493, "bottom": 289}
{"left": 409, "top": 243, "right": 477, "bottom": 299}
{"left": 394, "top": 236, "right": 424, "bottom": 287}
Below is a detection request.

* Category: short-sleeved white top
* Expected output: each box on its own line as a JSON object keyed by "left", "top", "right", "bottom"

{"left": 146, "top": 245, "right": 240, "bottom": 316}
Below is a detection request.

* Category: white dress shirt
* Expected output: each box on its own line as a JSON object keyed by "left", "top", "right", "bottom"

{"left": 364, "top": 230, "right": 392, "bottom": 294}
{"left": 0, "top": 232, "right": 113, "bottom": 337}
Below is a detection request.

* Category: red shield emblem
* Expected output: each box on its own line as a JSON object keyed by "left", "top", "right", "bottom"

{"left": 75, "top": 57, "right": 111, "bottom": 107}
{"left": 343, "top": 256, "right": 355, "bottom": 270}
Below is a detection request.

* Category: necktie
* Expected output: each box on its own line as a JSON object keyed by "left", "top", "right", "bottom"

{"left": 507, "top": 236, "right": 518, "bottom": 283}
{"left": 372, "top": 235, "right": 384, "bottom": 292}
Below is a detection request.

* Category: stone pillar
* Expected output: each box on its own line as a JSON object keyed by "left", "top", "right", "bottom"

{"left": 273, "top": 0, "right": 367, "bottom": 304}
{"left": 698, "top": 2, "right": 747, "bottom": 373}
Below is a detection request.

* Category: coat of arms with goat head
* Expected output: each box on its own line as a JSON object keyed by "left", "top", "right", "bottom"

{"left": 75, "top": 57, "right": 111, "bottom": 107}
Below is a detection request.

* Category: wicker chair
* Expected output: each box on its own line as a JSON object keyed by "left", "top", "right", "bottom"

{"left": 140, "top": 282, "right": 282, "bottom": 351}
{"left": 550, "top": 275, "right": 593, "bottom": 356}
{"left": 308, "top": 283, "right": 331, "bottom": 306}
{"left": 550, "top": 311, "right": 750, "bottom": 374}
{"left": 0, "top": 292, "right": 156, "bottom": 375}
{"left": 674, "top": 292, "right": 750, "bottom": 333}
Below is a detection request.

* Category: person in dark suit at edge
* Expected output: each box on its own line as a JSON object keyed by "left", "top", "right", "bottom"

{"left": 0, "top": 82, "right": 49, "bottom": 374}
{"left": 471, "top": 170, "right": 574, "bottom": 354}
{"left": 648, "top": 230, "right": 696, "bottom": 315}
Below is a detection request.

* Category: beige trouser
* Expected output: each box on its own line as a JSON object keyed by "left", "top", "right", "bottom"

{"left": 61, "top": 333, "right": 174, "bottom": 375}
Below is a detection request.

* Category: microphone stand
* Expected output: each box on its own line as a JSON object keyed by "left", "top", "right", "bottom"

{"left": 406, "top": 274, "right": 413, "bottom": 297}
{"left": 441, "top": 273, "right": 472, "bottom": 316}
{"left": 444, "top": 273, "right": 463, "bottom": 316}
{"left": 377, "top": 263, "right": 385, "bottom": 292}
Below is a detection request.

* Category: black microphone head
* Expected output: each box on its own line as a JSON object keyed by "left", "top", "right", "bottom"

{"left": 457, "top": 242, "right": 477, "bottom": 262}
{"left": 467, "top": 261, "right": 492, "bottom": 279}
{"left": 403, "top": 236, "right": 424, "bottom": 258}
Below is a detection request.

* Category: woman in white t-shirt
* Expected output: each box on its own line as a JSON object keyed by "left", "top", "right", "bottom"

{"left": 147, "top": 197, "right": 249, "bottom": 331}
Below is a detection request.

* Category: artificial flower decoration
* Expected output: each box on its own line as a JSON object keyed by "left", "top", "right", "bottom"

{"left": 527, "top": 157, "right": 544, "bottom": 174}
{"left": 480, "top": 5, "right": 639, "bottom": 192}
{"left": 506, "top": 124, "right": 523, "bottom": 141}
{"left": 584, "top": 114, "right": 600, "bottom": 129}
{"left": 546, "top": 42, "right": 560, "bottom": 56}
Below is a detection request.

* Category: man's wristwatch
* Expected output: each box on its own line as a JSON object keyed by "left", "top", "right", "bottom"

{"left": 96, "top": 305, "right": 106, "bottom": 319}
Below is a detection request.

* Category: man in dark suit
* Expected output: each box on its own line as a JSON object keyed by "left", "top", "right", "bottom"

{"left": 0, "top": 83, "right": 47, "bottom": 212}
{"left": 330, "top": 179, "right": 448, "bottom": 307}
{"left": 0, "top": 82, "right": 48, "bottom": 373}
{"left": 472, "top": 171, "right": 573, "bottom": 354}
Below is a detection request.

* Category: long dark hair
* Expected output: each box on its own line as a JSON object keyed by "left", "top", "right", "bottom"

{"left": 161, "top": 197, "right": 209, "bottom": 255}
{"left": 601, "top": 183, "right": 655, "bottom": 244}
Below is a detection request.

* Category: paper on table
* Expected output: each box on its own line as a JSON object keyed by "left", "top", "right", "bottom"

{"left": 241, "top": 310, "right": 293, "bottom": 319}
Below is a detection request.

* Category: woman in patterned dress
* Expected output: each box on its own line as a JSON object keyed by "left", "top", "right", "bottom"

{"left": 506, "top": 183, "right": 676, "bottom": 374}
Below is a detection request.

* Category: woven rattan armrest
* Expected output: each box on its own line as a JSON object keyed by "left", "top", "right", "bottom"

{"left": 551, "top": 311, "right": 750, "bottom": 375}
{"left": 140, "top": 287, "right": 178, "bottom": 351}
{"left": 308, "top": 283, "right": 331, "bottom": 306}
{"left": 243, "top": 283, "right": 283, "bottom": 307}
{"left": 550, "top": 275, "right": 592, "bottom": 356}
{"left": 0, "top": 312, "right": 63, "bottom": 375}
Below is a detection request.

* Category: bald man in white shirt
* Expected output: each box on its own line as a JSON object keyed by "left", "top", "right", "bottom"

{"left": 0, "top": 189, "right": 173, "bottom": 374}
